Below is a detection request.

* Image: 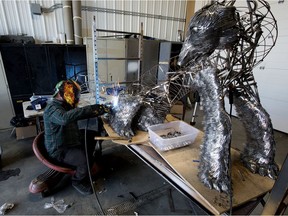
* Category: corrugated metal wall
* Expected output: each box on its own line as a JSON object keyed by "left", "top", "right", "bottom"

{"left": 0, "top": 0, "right": 187, "bottom": 43}
{"left": 194, "top": 0, "right": 210, "bottom": 11}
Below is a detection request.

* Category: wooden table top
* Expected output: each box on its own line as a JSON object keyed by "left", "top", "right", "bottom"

{"left": 103, "top": 115, "right": 275, "bottom": 215}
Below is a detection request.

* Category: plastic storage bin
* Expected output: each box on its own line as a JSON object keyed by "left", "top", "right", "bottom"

{"left": 148, "top": 121, "right": 199, "bottom": 151}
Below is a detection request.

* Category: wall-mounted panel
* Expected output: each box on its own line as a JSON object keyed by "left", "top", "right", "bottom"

{"left": 0, "top": 53, "right": 15, "bottom": 129}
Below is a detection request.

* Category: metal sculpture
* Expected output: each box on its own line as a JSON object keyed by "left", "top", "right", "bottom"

{"left": 108, "top": 0, "right": 279, "bottom": 194}
{"left": 108, "top": 82, "right": 171, "bottom": 138}
{"left": 176, "top": 0, "right": 279, "bottom": 193}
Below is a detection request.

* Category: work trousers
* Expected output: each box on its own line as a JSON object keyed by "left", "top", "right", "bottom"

{"left": 57, "top": 130, "right": 100, "bottom": 183}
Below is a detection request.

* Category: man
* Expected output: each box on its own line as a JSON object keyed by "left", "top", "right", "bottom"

{"left": 43, "top": 80, "right": 109, "bottom": 195}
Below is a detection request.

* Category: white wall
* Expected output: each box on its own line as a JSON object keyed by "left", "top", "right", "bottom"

{"left": 200, "top": 1, "right": 288, "bottom": 133}
{"left": 253, "top": 1, "right": 288, "bottom": 133}
{"left": 194, "top": 0, "right": 210, "bottom": 11}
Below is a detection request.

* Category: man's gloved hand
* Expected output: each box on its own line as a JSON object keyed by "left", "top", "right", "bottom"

{"left": 91, "top": 104, "right": 111, "bottom": 116}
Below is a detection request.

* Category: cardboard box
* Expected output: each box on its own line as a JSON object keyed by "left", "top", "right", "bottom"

{"left": 16, "top": 125, "right": 37, "bottom": 140}
{"left": 170, "top": 104, "right": 184, "bottom": 114}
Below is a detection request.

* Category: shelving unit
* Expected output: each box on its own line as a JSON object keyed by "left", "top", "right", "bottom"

{"left": 86, "top": 22, "right": 163, "bottom": 102}
{"left": 157, "top": 41, "right": 183, "bottom": 82}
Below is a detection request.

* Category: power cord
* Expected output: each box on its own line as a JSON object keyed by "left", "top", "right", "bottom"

{"left": 228, "top": 142, "right": 233, "bottom": 216}
{"left": 84, "top": 118, "right": 105, "bottom": 215}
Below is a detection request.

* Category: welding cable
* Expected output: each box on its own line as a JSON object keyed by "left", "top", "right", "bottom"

{"left": 228, "top": 143, "right": 233, "bottom": 215}
{"left": 84, "top": 118, "right": 105, "bottom": 215}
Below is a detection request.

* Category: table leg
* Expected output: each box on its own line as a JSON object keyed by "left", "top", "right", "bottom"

{"left": 35, "top": 116, "right": 42, "bottom": 134}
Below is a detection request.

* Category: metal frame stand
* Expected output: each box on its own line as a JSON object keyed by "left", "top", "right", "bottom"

{"left": 92, "top": 17, "right": 144, "bottom": 104}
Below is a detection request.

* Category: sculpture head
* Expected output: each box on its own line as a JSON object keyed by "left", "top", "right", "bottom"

{"left": 178, "top": 2, "right": 239, "bottom": 67}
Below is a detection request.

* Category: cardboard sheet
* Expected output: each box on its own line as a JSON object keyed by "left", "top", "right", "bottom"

{"left": 102, "top": 114, "right": 177, "bottom": 145}
{"left": 149, "top": 132, "right": 275, "bottom": 214}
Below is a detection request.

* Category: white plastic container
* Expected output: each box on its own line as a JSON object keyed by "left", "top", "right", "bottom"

{"left": 148, "top": 121, "right": 199, "bottom": 151}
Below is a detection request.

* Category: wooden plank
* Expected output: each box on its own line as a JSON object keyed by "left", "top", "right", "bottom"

{"left": 151, "top": 132, "right": 275, "bottom": 214}
{"left": 102, "top": 114, "right": 178, "bottom": 145}
{"left": 102, "top": 122, "right": 150, "bottom": 145}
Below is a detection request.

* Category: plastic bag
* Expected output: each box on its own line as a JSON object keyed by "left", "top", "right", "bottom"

{"left": 10, "top": 116, "right": 29, "bottom": 127}
{"left": 0, "top": 203, "right": 14, "bottom": 215}
{"left": 44, "top": 197, "right": 72, "bottom": 214}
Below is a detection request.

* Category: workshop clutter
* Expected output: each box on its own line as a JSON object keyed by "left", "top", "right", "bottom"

{"left": 10, "top": 116, "right": 29, "bottom": 127}
{"left": 105, "top": 85, "right": 125, "bottom": 96}
{"left": 0, "top": 203, "right": 14, "bottom": 215}
{"left": 148, "top": 121, "right": 199, "bottom": 151}
{"left": 30, "top": 95, "right": 49, "bottom": 111}
{"left": 15, "top": 125, "right": 37, "bottom": 140}
{"left": 170, "top": 101, "right": 184, "bottom": 119}
{"left": 10, "top": 116, "right": 37, "bottom": 140}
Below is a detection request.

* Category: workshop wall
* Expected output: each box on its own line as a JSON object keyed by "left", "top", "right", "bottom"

{"left": 0, "top": 0, "right": 287, "bottom": 134}
{"left": 222, "top": 0, "right": 288, "bottom": 133}
{"left": 0, "top": 0, "right": 188, "bottom": 129}
{"left": 0, "top": 0, "right": 187, "bottom": 43}
{"left": 252, "top": 1, "right": 288, "bottom": 133}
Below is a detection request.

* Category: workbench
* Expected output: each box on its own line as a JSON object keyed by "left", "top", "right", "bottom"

{"left": 22, "top": 93, "right": 98, "bottom": 133}
{"left": 23, "top": 96, "right": 275, "bottom": 214}
{"left": 103, "top": 115, "right": 275, "bottom": 215}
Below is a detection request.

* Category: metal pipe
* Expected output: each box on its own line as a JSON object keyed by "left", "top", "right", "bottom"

{"left": 98, "top": 57, "right": 140, "bottom": 60}
{"left": 138, "top": 22, "right": 143, "bottom": 84}
{"left": 72, "top": 1, "right": 82, "bottom": 45}
{"left": 94, "top": 136, "right": 129, "bottom": 141}
{"left": 63, "top": 1, "right": 74, "bottom": 44}
{"left": 96, "top": 28, "right": 141, "bottom": 35}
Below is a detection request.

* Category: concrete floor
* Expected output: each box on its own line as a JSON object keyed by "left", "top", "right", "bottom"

{"left": 0, "top": 107, "right": 287, "bottom": 215}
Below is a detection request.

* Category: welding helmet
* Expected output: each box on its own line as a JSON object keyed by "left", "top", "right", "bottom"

{"left": 53, "top": 80, "right": 81, "bottom": 108}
